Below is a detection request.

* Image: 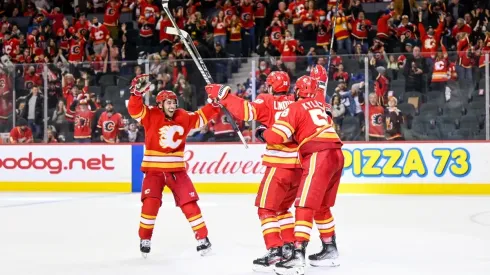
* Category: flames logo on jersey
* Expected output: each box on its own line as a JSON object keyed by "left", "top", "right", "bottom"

{"left": 241, "top": 13, "right": 251, "bottom": 22}
{"left": 158, "top": 125, "right": 185, "bottom": 149}
{"left": 71, "top": 45, "right": 81, "bottom": 54}
{"left": 225, "top": 8, "right": 233, "bottom": 17}
{"left": 318, "top": 27, "right": 326, "bottom": 36}
{"left": 272, "top": 31, "right": 281, "bottom": 40}
{"left": 79, "top": 28, "right": 88, "bottom": 37}
{"left": 75, "top": 116, "right": 89, "bottom": 127}
{"left": 424, "top": 38, "right": 436, "bottom": 49}
{"left": 217, "top": 22, "right": 225, "bottom": 29}
{"left": 0, "top": 79, "right": 5, "bottom": 89}
{"left": 25, "top": 81, "right": 34, "bottom": 90}
{"left": 371, "top": 113, "right": 383, "bottom": 126}
{"left": 103, "top": 121, "right": 115, "bottom": 133}
{"left": 106, "top": 8, "right": 115, "bottom": 15}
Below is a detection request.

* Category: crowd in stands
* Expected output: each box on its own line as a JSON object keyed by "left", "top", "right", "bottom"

{"left": 0, "top": 0, "right": 489, "bottom": 143}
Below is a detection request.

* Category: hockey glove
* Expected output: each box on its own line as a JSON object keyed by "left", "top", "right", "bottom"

{"left": 205, "top": 84, "right": 231, "bottom": 101}
{"left": 130, "top": 74, "right": 153, "bottom": 97}
{"left": 255, "top": 125, "right": 267, "bottom": 143}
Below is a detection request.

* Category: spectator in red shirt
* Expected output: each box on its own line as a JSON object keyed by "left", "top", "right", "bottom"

{"left": 104, "top": 0, "right": 122, "bottom": 39}
{"left": 9, "top": 118, "right": 33, "bottom": 143}
{"left": 374, "top": 67, "right": 389, "bottom": 106}
{"left": 90, "top": 17, "right": 110, "bottom": 55}
{"left": 333, "top": 64, "right": 350, "bottom": 83}
{"left": 97, "top": 100, "right": 124, "bottom": 143}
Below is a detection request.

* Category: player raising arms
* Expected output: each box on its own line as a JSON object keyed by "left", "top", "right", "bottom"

{"left": 206, "top": 72, "right": 301, "bottom": 272}
{"left": 128, "top": 74, "right": 221, "bottom": 257}
{"left": 257, "top": 75, "right": 344, "bottom": 275}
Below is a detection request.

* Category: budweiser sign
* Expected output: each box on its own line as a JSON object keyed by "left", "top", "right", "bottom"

{"left": 184, "top": 150, "right": 266, "bottom": 175}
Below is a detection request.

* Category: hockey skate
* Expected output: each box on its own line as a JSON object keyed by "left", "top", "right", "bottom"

{"left": 274, "top": 242, "right": 307, "bottom": 275}
{"left": 252, "top": 246, "right": 282, "bottom": 272}
{"left": 308, "top": 235, "right": 339, "bottom": 267}
{"left": 197, "top": 237, "right": 212, "bottom": 256}
{"left": 140, "top": 239, "right": 151, "bottom": 258}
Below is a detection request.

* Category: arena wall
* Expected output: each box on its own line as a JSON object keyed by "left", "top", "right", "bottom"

{"left": 1, "top": 142, "right": 489, "bottom": 194}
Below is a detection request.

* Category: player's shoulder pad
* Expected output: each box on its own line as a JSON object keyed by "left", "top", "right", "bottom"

{"left": 254, "top": 93, "right": 270, "bottom": 104}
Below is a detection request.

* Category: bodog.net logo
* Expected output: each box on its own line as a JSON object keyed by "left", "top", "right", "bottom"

{"left": 0, "top": 153, "right": 115, "bottom": 174}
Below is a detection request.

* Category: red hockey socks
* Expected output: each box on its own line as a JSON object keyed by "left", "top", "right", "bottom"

{"left": 294, "top": 207, "right": 314, "bottom": 242}
{"left": 139, "top": 198, "right": 161, "bottom": 240}
{"left": 314, "top": 208, "right": 335, "bottom": 242}
{"left": 277, "top": 210, "right": 295, "bottom": 244}
{"left": 181, "top": 202, "right": 208, "bottom": 240}
{"left": 258, "top": 208, "right": 283, "bottom": 249}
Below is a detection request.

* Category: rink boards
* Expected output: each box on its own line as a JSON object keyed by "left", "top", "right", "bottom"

{"left": 0, "top": 142, "right": 489, "bottom": 194}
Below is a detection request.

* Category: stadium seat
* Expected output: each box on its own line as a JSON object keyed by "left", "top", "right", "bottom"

{"left": 419, "top": 102, "right": 440, "bottom": 117}
{"left": 458, "top": 115, "right": 481, "bottom": 131}
{"left": 88, "top": 86, "right": 102, "bottom": 97}
{"left": 105, "top": 86, "right": 123, "bottom": 101}
{"left": 425, "top": 91, "right": 444, "bottom": 103}
{"left": 99, "top": 74, "right": 116, "bottom": 87}
{"left": 341, "top": 116, "right": 361, "bottom": 141}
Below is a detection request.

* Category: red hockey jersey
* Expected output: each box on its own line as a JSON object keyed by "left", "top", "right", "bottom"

{"left": 457, "top": 37, "right": 472, "bottom": 68}
{"left": 98, "top": 111, "right": 124, "bottom": 143}
{"left": 9, "top": 127, "right": 33, "bottom": 143}
{"left": 212, "top": 18, "right": 227, "bottom": 36}
{"left": 104, "top": 2, "right": 121, "bottom": 27}
{"left": 396, "top": 23, "right": 417, "bottom": 40}
{"left": 158, "top": 17, "right": 174, "bottom": 42}
{"left": 221, "top": 93, "right": 300, "bottom": 168}
{"left": 432, "top": 58, "right": 449, "bottom": 82}
{"left": 255, "top": 1, "right": 267, "bottom": 18}
{"left": 3, "top": 38, "right": 19, "bottom": 58}
{"left": 240, "top": 4, "right": 255, "bottom": 29}
{"left": 316, "top": 20, "right": 331, "bottom": 46}
{"left": 418, "top": 21, "right": 444, "bottom": 58}
{"left": 367, "top": 104, "right": 385, "bottom": 138}
{"left": 68, "top": 38, "right": 85, "bottom": 62}
{"left": 263, "top": 98, "right": 342, "bottom": 153}
{"left": 90, "top": 24, "right": 109, "bottom": 45}
{"left": 74, "top": 20, "right": 91, "bottom": 37}
{"left": 66, "top": 106, "right": 96, "bottom": 139}
{"left": 351, "top": 19, "right": 371, "bottom": 40}
{"left": 128, "top": 95, "right": 220, "bottom": 172}
{"left": 211, "top": 111, "right": 235, "bottom": 135}
{"left": 268, "top": 25, "right": 284, "bottom": 49}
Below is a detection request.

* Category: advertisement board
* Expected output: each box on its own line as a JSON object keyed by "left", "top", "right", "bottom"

{"left": 132, "top": 142, "right": 490, "bottom": 195}
{"left": 0, "top": 145, "right": 132, "bottom": 192}
{"left": 0, "top": 142, "right": 489, "bottom": 194}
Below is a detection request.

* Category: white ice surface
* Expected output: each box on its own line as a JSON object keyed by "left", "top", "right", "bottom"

{"left": 1, "top": 193, "right": 490, "bottom": 275}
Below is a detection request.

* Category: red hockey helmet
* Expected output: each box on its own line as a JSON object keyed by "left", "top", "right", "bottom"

{"left": 310, "top": 64, "right": 327, "bottom": 83}
{"left": 156, "top": 90, "right": 178, "bottom": 104}
{"left": 295, "top": 76, "right": 317, "bottom": 99}
{"left": 265, "top": 71, "right": 290, "bottom": 93}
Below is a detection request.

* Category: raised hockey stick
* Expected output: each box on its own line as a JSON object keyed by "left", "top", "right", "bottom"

{"left": 324, "top": 0, "right": 341, "bottom": 99}
{"left": 161, "top": 0, "right": 249, "bottom": 149}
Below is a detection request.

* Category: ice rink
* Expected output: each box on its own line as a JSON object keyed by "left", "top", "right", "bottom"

{"left": 1, "top": 193, "right": 490, "bottom": 275}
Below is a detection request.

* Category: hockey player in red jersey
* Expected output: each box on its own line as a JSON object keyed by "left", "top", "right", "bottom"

{"left": 127, "top": 74, "right": 221, "bottom": 257}
{"left": 257, "top": 76, "right": 344, "bottom": 275}
{"left": 206, "top": 71, "right": 301, "bottom": 271}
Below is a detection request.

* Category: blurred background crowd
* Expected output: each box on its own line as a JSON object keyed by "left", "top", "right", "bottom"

{"left": 0, "top": 0, "right": 489, "bottom": 144}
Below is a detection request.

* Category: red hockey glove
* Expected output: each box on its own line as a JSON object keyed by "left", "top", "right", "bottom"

{"left": 205, "top": 84, "right": 231, "bottom": 101}
{"left": 130, "top": 74, "right": 153, "bottom": 97}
